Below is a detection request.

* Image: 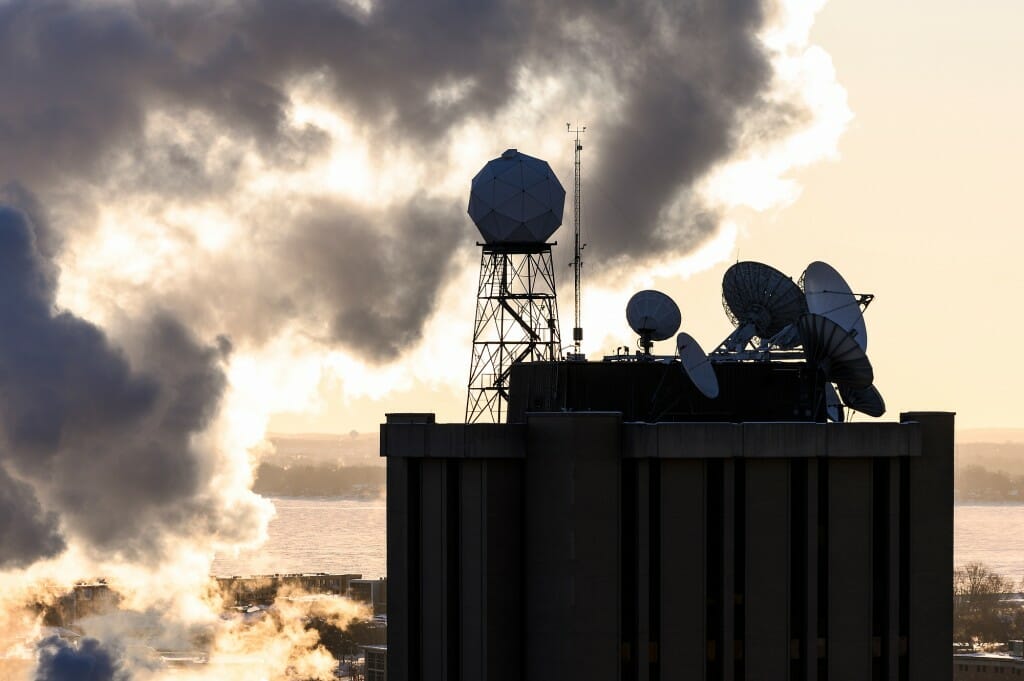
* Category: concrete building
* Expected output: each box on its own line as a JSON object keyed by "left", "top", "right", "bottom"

{"left": 381, "top": 361, "right": 954, "bottom": 681}
{"left": 350, "top": 578, "right": 388, "bottom": 615}
{"left": 214, "top": 573, "right": 362, "bottom": 606}
{"left": 955, "top": 652, "right": 1024, "bottom": 679}
{"left": 364, "top": 644, "right": 388, "bottom": 681}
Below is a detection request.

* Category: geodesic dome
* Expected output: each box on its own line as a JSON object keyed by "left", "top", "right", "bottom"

{"left": 467, "top": 149, "right": 566, "bottom": 244}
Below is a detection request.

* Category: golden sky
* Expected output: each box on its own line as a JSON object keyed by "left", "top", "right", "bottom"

{"left": 268, "top": 0, "right": 1023, "bottom": 433}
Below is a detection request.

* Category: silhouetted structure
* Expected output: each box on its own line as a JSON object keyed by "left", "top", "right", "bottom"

{"left": 381, "top": 361, "right": 953, "bottom": 681}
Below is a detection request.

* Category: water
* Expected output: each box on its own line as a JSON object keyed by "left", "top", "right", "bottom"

{"left": 955, "top": 503, "right": 1024, "bottom": 580}
{"left": 212, "top": 497, "right": 386, "bottom": 579}
{"left": 212, "top": 498, "right": 1024, "bottom": 583}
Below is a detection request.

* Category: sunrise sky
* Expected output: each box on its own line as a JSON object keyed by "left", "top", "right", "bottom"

{"left": 0, "top": 1, "right": 1019, "bottom": 676}
{"left": 263, "top": 0, "right": 1023, "bottom": 433}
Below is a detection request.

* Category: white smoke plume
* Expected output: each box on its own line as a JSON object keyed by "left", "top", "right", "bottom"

{"left": 0, "top": 0, "right": 851, "bottom": 677}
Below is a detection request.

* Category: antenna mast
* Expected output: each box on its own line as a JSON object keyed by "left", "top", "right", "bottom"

{"left": 567, "top": 123, "right": 586, "bottom": 356}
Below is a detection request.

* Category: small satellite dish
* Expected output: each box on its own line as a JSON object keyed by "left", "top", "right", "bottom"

{"left": 627, "top": 290, "right": 681, "bottom": 354}
{"left": 798, "top": 313, "right": 873, "bottom": 389}
{"left": 676, "top": 332, "right": 719, "bottom": 399}
{"left": 824, "top": 382, "right": 845, "bottom": 423}
{"left": 801, "top": 261, "right": 868, "bottom": 350}
{"left": 838, "top": 383, "right": 886, "bottom": 417}
{"left": 722, "top": 261, "right": 807, "bottom": 347}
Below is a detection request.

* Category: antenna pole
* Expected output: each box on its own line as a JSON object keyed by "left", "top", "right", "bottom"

{"left": 567, "top": 123, "right": 586, "bottom": 356}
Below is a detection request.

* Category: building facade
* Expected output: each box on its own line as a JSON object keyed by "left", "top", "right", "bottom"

{"left": 381, "top": 362, "right": 954, "bottom": 681}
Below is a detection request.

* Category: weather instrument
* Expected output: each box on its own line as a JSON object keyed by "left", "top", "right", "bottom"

{"left": 465, "top": 149, "right": 566, "bottom": 424}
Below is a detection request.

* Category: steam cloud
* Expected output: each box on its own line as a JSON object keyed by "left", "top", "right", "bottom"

{"left": 0, "top": 203, "right": 259, "bottom": 566}
{"left": 34, "top": 636, "right": 127, "bottom": 681}
{"left": 0, "top": 0, "right": 788, "bottom": 361}
{"left": 0, "top": 1, "right": 840, "bottom": 676}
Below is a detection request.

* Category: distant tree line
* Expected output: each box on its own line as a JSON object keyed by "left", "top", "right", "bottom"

{"left": 954, "top": 562, "right": 1024, "bottom": 645}
{"left": 957, "top": 465, "right": 1024, "bottom": 502}
{"left": 253, "top": 463, "right": 384, "bottom": 498}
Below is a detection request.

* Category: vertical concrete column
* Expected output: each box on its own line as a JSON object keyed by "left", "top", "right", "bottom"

{"left": 386, "top": 455, "right": 411, "bottom": 681}
{"left": 827, "top": 458, "right": 873, "bottom": 681}
{"left": 659, "top": 459, "right": 706, "bottom": 679}
{"left": 460, "top": 460, "right": 484, "bottom": 680}
{"left": 483, "top": 459, "right": 523, "bottom": 681}
{"left": 902, "top": 412, "right": 954, "bottom": 681}
{"left": 524, "top": 413, "right": 622, "bottom": 681}
{"left": 419, "top": 459, "right": 448, "bottom": 681}
{"left": 744, "top": 458, "right": 791, "bottom": 680}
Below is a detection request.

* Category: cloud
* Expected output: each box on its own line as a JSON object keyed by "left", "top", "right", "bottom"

{"left": 0, "top": 201, "right": 263, "bottom": 565}
{"left": 0, "top": 0, "right": 791, "bottom": 361}
{"left": 34, "top": 636, "right": 127, "bottom": 681}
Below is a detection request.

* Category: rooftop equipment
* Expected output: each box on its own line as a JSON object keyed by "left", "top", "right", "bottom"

{"left": 626, "top": 289, "right": 681, "bottom": 355}
{"left": 464, "top": 149, "right": 566, "bottom": 423}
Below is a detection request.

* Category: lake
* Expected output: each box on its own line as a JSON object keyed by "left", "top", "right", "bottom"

{"left": 212, "top": 498, "right": 1024, "bottom": 582}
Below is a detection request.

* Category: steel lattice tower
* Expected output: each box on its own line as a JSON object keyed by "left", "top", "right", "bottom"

{"left": 464, "top": 149, "right": 567, "bottom": 423}
{"left": 466, "top": 243, "right": 561, "bottom": 423}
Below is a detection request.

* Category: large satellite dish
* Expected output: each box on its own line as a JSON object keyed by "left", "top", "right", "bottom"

{"left": 722, "top": 261, "right": 807, "bottom": 344}
{"left": 838, "top": 383, "right": 886, "bottom": 417}
{"left": 798, "top": 313, "right": 873, "bottom": 389}
{"left": 627, "top": 290, "right": 681, "bottom": 353}
{"left": 467, "top": 149, "right": 566, "bottom": 244}
{"left": 676, "top": 332, "right": 719, "bottom": 398}
{"left": 801, "top": 261, "right": 868, "bottom": 350}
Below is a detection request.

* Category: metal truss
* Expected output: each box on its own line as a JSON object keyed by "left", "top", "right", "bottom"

{"left": 465, "top": 244, "right": 562, "bottom": 423}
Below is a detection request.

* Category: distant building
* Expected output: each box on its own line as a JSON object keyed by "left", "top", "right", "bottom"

{"left": 381, "top": 361, "right": 954, "bottom": 681}
{"left": 364, "top": 644, "right": 387, "bottom": 681}
{"left": 955, "top": 652, "right": 1024, "bottom": 679}
{"left": 51, "top": 582, "right": 120, "bottom": 626}
{"left": 349, "top": 578, "right": 388, "bottom": 615}
{"left": 214, "top": 573, "right": 362, "bottom": 606}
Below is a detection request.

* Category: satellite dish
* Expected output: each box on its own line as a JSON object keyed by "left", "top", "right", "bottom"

{"left": 722, "top": 261, "right": 807, "bottom": 346}
{"left": 824, "top": 382, "right": 845, "bottom": 423}
{"left": 676, "top": 332, "right": 719, "bottom": 399}
{"left": 627, "top": 290, "right": 681, "bottom": 353}
{"left": 838, "top": 383, "right": 886, "bottom": 417}
{"left": 798, "top": 313, "right": 873, "bottom": 389}
{"left": 801, "top": 261, "right": 868, "bottom": 350}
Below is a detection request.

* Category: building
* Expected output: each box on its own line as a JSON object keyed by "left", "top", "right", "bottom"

{"left": 214, "top": 573, "right": 362, "bottom": 606}
{"left": 364, "top": 644, "right": 388, "bottom": 681}
{"left": 381, "top": 360, "right": 954, "bottom": 681}
{"left": 955, "top": 652, "right": 1024, "bottom": 679}
{"left": 349, "top": 578, "right": 388, "bottom": 615}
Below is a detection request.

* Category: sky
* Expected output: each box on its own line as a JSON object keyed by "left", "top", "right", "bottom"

{"left": 0, "top": 0, "right": 1020, "bottom": 677}
{"left": 265, "top": 0, "right": 1024, "bottom": 433}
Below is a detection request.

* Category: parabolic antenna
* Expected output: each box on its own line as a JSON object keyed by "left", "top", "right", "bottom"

{"left": 824, "top": 382, "right": 845, "bottom": 423}
{"left": 467, "top": 149, "right": 566, "bottom": 244}
{"left": 798, "top": 313, "right": 874, "bottom": 389}
{"left": 801, "top": 261, "right": 868, "bottom": 350}
{"left": 676, "top": 332, "right": 719, "bottom": 399}
{"left": 627, "top": 290, "right": 681, "bottom": 346}
{"left": 838, "top": 383, "right": 886, "bottom": 418}
{"left": 722, "top": 261, "right": 807, "bottom": 343}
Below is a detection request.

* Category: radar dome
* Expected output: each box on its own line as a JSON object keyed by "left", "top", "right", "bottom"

{"left": 468, "top": 149, "right": 566, "bottom": 244}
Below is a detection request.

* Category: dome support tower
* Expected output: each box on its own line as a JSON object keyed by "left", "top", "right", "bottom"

{"left": 465, "top": 149, "right": 567, "bottom": 423}
{"left": 466, "top": 243, "right": 561, "bottom": 423}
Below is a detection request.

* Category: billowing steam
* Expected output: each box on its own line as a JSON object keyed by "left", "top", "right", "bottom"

{"left": 0, "top": 0, "right": 850, "bottom": 678}
{"left": 0, "top": 0, "right": 837, "bottom": 360}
